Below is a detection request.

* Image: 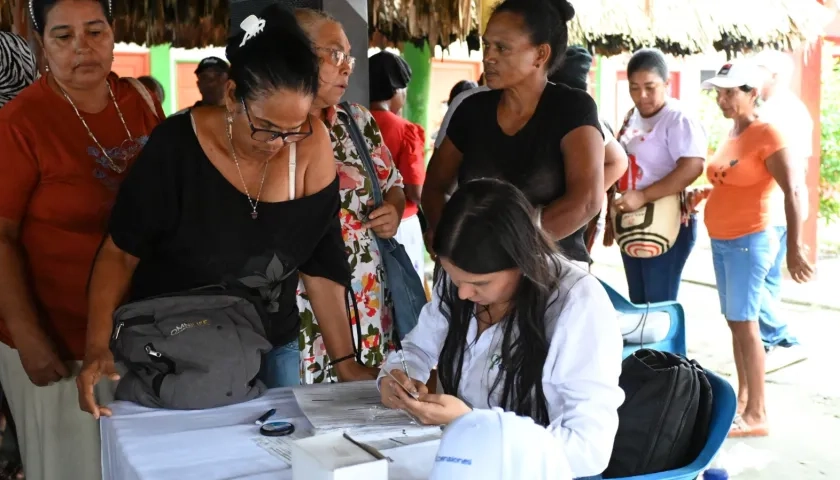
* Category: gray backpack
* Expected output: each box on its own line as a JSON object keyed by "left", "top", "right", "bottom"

{"left": 111, "top": 288, "right": 272, "bottom": 410}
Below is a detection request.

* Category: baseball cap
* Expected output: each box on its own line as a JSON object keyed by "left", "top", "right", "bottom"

{"left": 429, "top": 408, "right": 574, "bottom": 480}
{"left": 195, "top": 56, "right": 230, "bottom": 75}
{"left": 702, "top": 60, "right": 763, "bottom": 90}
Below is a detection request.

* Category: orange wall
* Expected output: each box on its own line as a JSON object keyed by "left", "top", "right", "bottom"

{"left": 176, "top": 62, "right": 202, "bottom": 111}
{"left": 112, "top": 52, "right": 150, "bottom": 78}
{"left": 427, "top": 59, "right": 482, "bottom": 131}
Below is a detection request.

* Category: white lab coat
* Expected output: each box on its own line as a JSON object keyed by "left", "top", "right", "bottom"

{"left": 378, "top": 261, "right": 624, "bottom": 478}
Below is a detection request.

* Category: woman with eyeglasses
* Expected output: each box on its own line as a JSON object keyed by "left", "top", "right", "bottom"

{"left": 296, "top": 9, "right": 406, "bottom": 384}
{"left": 78, "top": 4, "right": 375, "bottom": 411}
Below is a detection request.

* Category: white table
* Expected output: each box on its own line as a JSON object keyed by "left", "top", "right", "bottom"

{"left": 100, "top": 387, "right": 439, "bottom": 480}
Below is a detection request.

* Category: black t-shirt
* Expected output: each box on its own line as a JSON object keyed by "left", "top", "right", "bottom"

{"left": 108, "top": 113, "right": 350, "bottom": 346}
{"left": 446, "top": 83, "right": 602, "bottom": 262}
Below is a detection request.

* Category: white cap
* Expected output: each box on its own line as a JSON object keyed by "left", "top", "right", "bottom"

{"left": 429, "top": 408, "right": 574, "bottom": 480}
{"left": 702, "top": 60, "right": 764, "bottom": 90}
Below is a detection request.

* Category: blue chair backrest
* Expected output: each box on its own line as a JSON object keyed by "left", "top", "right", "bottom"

{"left": 610, "top": 369, "right": 737, "bottom": 480}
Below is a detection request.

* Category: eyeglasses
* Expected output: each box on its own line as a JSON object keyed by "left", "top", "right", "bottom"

{"left": 240, "top": 99, "right": 313, "bottom": 144}
{"left": 316, "top": 47, "right": 355, "bottom": 70}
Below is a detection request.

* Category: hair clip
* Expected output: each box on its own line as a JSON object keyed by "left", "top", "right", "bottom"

{"left": 239, "top": 15, "right": 266, "bottom": 47}
{"left": 29, "top": 0, "right": 37, "bottom": 31}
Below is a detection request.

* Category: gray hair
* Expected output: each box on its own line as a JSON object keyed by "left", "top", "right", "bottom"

{"left": 294, "top": 8, "right": 338, "bottom": 39}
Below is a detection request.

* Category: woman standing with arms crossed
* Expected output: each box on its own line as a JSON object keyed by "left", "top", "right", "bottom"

{"left": 296, "top": 9, "right": 406, "bottom": 383}
{"left": 422, "top": 0, "right": 605, "bottom": 268}
{"left": 613, "top": 48, "right": 707, "bottom": 304}
{"left": 693, "top": 61, "right": 812, "bottom": 437}
{"left": 0, "top": 1, "right": 163, "bottom": 478}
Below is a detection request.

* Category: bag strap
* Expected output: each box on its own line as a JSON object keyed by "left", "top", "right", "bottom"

{"left": 125, "top": 77, "right": 160, "bottom": 120}
{"left": 616, "top": 106, "right": 635, "bottom": 141}
{"left": 338, "top": 102, "right": 383, "bottom": 207}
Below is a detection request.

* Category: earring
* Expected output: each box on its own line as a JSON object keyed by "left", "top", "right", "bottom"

{"left": 45, "top": 64, "right": 50, "bottom": 72}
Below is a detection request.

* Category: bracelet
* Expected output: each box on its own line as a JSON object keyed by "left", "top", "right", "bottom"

{"left": 328, "top": 353, "right": 356, "bottom": 367}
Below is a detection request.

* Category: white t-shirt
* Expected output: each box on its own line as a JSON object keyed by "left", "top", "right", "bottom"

{"left": 617, "top": 100, "right": 708, "bottom": 192}
{"left": 436, "top": 84, "right": 614, "bottom": 149}
{"left": 758, "top": 90, "right": 813, "bottom": 225}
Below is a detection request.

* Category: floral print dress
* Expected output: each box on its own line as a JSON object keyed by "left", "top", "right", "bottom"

{"left": 298, "top": 103, "right": 404, "bottom": 384}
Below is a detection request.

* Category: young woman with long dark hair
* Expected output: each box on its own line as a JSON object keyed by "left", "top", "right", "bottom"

{"left": 379, "top": 178, "right": 623, "bottom": 479}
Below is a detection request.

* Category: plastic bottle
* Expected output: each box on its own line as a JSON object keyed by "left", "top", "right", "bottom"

{"left": 703, "top": 468, "right": 729, "bottom": 480}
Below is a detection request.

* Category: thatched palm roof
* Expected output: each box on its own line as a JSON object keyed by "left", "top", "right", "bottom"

{"left": 0, "top": 0, "right": 832, "bottom": 55}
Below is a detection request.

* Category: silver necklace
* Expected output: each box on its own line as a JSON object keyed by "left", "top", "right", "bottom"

{"left": 226, "top": 113, "right": 270, "bottom": 219}
{"left": 59, "top": 81, "right": 137, "bottom": 174}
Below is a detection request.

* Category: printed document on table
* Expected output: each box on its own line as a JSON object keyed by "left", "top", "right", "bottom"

{"left": 292, "top": 381, "right": 438, "bottom": 435}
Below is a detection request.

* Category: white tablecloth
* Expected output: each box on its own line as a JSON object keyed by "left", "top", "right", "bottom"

{"left": 100, "top": 387, "right": 439, "bottom": 480}
{"left": 101, "top": 388, "right": 310, "bottom": 480}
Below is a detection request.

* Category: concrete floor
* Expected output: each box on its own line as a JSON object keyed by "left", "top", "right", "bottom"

{"left": 593, "top": 265, "right": 840, "bottom": 479}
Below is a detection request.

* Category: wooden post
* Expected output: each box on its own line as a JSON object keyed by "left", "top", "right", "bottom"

{"left": 403, "top": 40, "right": 433, "bottom": 135}
{"left": 795, "top": 39, "right": 823, "bottom": 266}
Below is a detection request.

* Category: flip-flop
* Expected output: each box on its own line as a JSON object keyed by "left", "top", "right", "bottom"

{"left": 728, "top": 416, "right": 769, "bottom": 438}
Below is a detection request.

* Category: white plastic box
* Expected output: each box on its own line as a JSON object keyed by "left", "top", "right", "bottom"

{"left": 291, "top": 431, "right": 389, "bottom": 480}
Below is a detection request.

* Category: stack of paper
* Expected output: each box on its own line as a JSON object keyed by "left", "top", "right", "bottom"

{"left": 292, "top": 381, "right": 436, "bottom": 436}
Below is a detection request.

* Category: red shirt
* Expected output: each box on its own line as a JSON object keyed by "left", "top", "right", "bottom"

{"left": 370, "top": 109, "right": 426, "bottom": 218}
{"left": 0, "top": 74, "right": 163, "bottom": 359}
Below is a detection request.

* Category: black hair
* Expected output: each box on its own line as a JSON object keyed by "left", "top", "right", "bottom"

{"left": 447, "top": 80, "right": 479, "bottom": 105}
{"left": 432, "top": 178, "right": 563, "bottom": 427}
{"left": 627, "top": 48, "right": 669, "bottom": 82}
{"left": 491, "top": 0, "right": 576, "bottom": 75}
{"left": 30, "top": 0, "right": 112, "bottom": 35}
{"left": 225, "top": 4, "right": 319, "bottom": 101}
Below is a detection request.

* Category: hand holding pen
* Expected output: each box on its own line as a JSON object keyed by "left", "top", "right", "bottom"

{"left": 380, "top": 368, "right": 428, "bottom": 409}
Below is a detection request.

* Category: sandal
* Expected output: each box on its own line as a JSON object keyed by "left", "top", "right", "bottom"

{"left": 728, "top": 416, "right": 769, "bottom": 438}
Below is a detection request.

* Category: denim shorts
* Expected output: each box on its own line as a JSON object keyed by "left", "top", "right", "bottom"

{"left": 711, "top": 229, "right": 780, "bottom": 321}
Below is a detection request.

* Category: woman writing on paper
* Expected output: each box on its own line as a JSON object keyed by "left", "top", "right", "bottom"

{"left": 378, "top": 178, "right": 623, "bottom": 480}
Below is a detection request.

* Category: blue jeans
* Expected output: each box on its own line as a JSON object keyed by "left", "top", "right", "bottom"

{"left": 259, "top": 341, "right": 301, "bottom": 389}
{"left": 621, "top": 216, "right": 697, "bottom": 304}
{"left": 575, "top": 476, "right": 603, "bottom": 480}
{"left": 759, "top": 226, "right": 799, "bottom": 348}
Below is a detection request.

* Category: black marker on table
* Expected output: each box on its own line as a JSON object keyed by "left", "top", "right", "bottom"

{"left": 255, "top": 408, "right": 276, "bottom": 426}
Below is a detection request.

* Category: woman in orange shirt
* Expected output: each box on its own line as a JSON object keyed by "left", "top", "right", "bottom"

{"left": 0, "top": 1, "right": 163, "bottom": 478}
{"left": 692, "top": 61, "right": 812, "bottom": 438}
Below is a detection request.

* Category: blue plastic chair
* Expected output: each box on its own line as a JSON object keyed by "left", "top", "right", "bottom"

{"left": 609, "top": 369, "right": 737, "bottom": 480}
{"left": 598, "top": 280, "right": 687, "bottom": 358}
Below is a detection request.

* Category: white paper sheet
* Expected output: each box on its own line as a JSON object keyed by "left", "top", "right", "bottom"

{"left": 251, "top": 428, "right": 312, "bottom": 464}
{"left": 292, "top": 381, "right": 429, "bottom": 435}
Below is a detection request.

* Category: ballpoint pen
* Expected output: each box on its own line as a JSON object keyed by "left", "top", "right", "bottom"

{"left": 255, "top": 408, "right": 276, "bottom": 425}
{"left": 392, "top": 334, "right": 419, "bottom": 399}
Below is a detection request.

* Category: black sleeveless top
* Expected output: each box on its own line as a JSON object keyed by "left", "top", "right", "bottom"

{"left": 108, "top": 113, "right": 349, "bottom": 346}
{"left": 446, "top": 83, "right": 602, "bottom": 262}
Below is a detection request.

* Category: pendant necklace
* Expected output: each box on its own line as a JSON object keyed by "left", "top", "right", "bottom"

{"left": 59, "top": 81, "right": 139, "bottom": 174}
{"left": 227, "top": 112, "right": 270, "bottom": 219}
